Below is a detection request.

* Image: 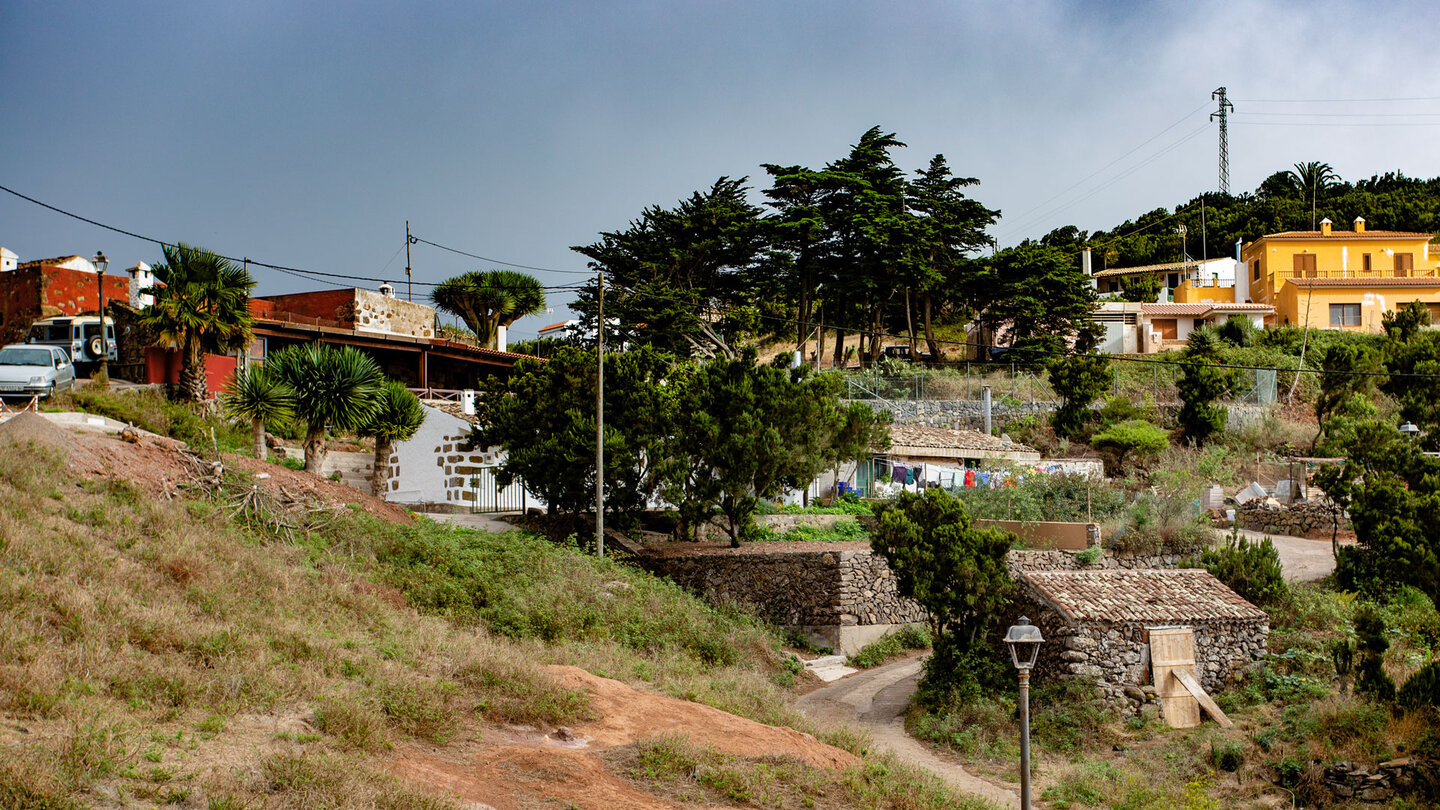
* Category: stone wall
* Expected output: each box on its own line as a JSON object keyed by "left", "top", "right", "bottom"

{"left": 1008, "top": 549, "right": 1184, "bottom": 572}
{"left": 1323, "top": 758, "right": 1438, "bottom": 804}
{"left": 350, "top": 289, "right": 435, "bottom": 338}
{"left": 1235, "top": 499, "right": 1333, "bottom": 536}
{"left": 641, "top": 545, "right": 925, "bottom": 654}
{"left": 859, "top": 398, "right": 1056, "bottom": 429}
{"left": 1009, "top": 587, "right": 1268, "bottom": 715}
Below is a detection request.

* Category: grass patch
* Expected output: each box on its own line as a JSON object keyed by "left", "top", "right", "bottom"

{"left": 58, "top": 387, "right": 249, "bottom": 455}
{"left": 847, "top": 625, "right": 931, "bottom": 669}
{"left": 750, "top": 518, "right": 871, "bottom": 543}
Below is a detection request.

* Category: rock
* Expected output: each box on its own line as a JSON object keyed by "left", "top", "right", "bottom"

{"left": 1123, "top": 685, "right": 1146, "bottom": 702}
{"left": 119, "top": 425, "right": 140, "bottom": 443}
{"left": 552, "top": 726, "right": 575, "bottom": 742}
{"left": 1139, "top": 704, "right": 1159, "bottom": 721}
{"left": 1380, "top": 757, "right": 1414, "bottom": 769}
{"left": 1358, "top": 786, "right": 1390, "bottom": 801}
{"left": 1060, "top": 650, "right": 1088, "bottom": 663}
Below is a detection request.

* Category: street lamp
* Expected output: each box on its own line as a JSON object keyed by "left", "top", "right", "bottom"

{"left": 92, "top": 251, "right": 109, "bottom": 379}
{"left": 1400, "top": 421, "right": 1420, "bottom": 441}
{"left": 1004, "top": 616, "right": 1045, "bottom": 810}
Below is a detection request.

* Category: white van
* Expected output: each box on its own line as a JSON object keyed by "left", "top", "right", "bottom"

{"left": 26, "top": 315, "right": 118, "bottom": 364}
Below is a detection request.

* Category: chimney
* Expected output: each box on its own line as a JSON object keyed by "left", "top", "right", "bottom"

{"left": 378, "top": 282, "right": 395, "bottom": 298}
{"left": 0, "top": 247, "right": 16, "bottom": 273}
{"left": 982, "top": 385, "right": 992, "bottom": 435}
{"left": 1320, "top": 218, "right": 1332, "bottom": 237}
{"left": 127, "top": 262, "right": 154, "bottom": 308}
{"left": 1354, "top": 217, "right": 1366, "bottom": 234}
{"left": 1081, "top": 249, "right": 1095, "bottom": 289}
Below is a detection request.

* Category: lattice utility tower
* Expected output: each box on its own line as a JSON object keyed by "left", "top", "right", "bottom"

{"left": 1211, "top": 87, "right": 1234, "bottom": 195}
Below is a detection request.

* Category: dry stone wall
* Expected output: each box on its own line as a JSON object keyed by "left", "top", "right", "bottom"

{"left": 1234, "top": 499, "right": 1334, "bottom": 536}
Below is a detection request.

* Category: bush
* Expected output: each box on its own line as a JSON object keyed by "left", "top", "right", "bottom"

{"left": 1399, "top": 661, "right": 1440, "bottom": 709}
{"left": 1209, "top": 739, "right": 1245, "bottom": 772}
{"left": 847, "top": 626, "right": 932, "bottom": 669}
{"left": 1354, "top": 604, "right": 1396, "bottom": 702}
{"left": 1090, "top": 419, "right": 1168, "bottom": 474}
{"left": 1197, "top": 535, "right": 1287, "bottom": 607}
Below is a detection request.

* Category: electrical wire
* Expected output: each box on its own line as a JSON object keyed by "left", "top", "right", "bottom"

{"left": 410, "top": 236, "right": 593, "bottom": 275}
{"left": 0, "top": 182, "right": 583, "bottom": 292}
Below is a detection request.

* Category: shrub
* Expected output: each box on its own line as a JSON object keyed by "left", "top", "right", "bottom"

{"left": 1209, "top": 739, "right": 1245, "bottom": 772}
{"left": 1354, "top": 604, "right": 1397, "bottom": 702}
{"left": 1090, "top": 419, "right": 1168, "bottom": 473}
{"left": 1399, "top": 661, "right": 1440, "bottom": 709}
{"left": 847, "top": 626, "right": 932, "bottom": 669}
{"left": 1197, "top": 535, "right": 1287, "bottom": 607}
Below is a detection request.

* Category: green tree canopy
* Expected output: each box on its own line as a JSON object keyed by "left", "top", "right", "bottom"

{"left": 141, "top": 243, "right": 256, "bottom": 402}
{"left": 1090, "top": 419, "right": 1168, "bottom": 474}
{"left": 1047, "top": 327, "right": 1112, "bottom": 439}
{"left": 1176, "top": 330, "right": 1231, "bottom": 445}
{"left": 359, "top": 381, "right": 427, "bottom": 497}
{"left": 431, "top": 269, "right": 546, "bottom": 350}
{"left": 870, "top": 489, "right": 1015, "bottom": 689}
{"left": 267, "top": 344, "right": 386, "bottom": 473}
{"left": 220, "top": 364, "right": 293, "bottom": 460}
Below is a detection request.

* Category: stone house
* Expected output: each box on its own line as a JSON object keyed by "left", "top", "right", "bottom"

{"left": 1012, "top": 568, "right": 1268, "bottom": 712}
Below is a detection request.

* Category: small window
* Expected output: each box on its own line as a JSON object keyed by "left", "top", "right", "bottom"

{"left": 1363, "top": 253, "right": 1372, "bottom": 273}
{"left": 1252, "top": 261, "right": 1260, "bottom": 281}
{"left": 1329, "top": 303, "right": 1361, "bottom": 327}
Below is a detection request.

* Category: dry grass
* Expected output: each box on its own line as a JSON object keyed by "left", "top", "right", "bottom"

{"left": 0, "top": 435, "right": 809, "bottom": 807}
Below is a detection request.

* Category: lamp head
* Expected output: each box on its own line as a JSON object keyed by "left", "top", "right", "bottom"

{"left": 1004, "top": 616, "right": 1044, "bottom": 671}
{"left": 92, "top": 251, "right": 108, "bottom": 273}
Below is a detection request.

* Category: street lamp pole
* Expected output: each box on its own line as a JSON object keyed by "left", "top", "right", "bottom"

{"left": 93, "top": 251, "right": 109, "bottom": 379}
{"left": 1005, "top": 616, "right": 1045, "bottom": 810}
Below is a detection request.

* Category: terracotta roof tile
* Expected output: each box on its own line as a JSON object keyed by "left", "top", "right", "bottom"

{"left": 1286, "top": 277, "right": 1440, "bottom": 288}
{"left": 1262, "top": 230, "right": 1436, "bottom": 240}
{"left": 1092, "top": 261, "right": 1201, "bottom": 279}
{"left": 1141, "top": 303, "right": 1212, "bottom": 316}
{"left": 1023, "top": 569, "right": 1267, "bottom": 623}
{"left": 885, "top": 425, "right": 1038, "bottom": 455}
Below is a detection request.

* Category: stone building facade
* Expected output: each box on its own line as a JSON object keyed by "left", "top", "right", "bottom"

{"left": 1010, "top": 569, "right": 1269, "bottom": 713}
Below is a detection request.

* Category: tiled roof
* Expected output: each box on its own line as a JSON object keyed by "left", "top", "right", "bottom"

{"left": 1261, "top": 230, "right": 1436, "bottom": 240}
{"left": 1206, "top": 303, "right": 1274, "bottom": 312}
{"left": 1141, "top": 304, "right": 1212, "bottom": 316}
{"left": 16, "top": 255, "right": 84, "bottom": 269}
{"left": 1092, "top": 261, "right": 1200, "bottom": 279}
{"left": 1286, "top": 277, "right": 1440, "bottom": 288}
{"left": 885, "top": 425, "right": 1038, "bottom": 455}
{"left": 424, "top": 400, "right": 480, "bottom": 425}
{"left": 1023, "top": 569, "right": 1267, "bottom": 623}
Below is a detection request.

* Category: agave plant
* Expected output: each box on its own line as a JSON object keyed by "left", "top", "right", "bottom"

{"left": 220, "top": 364, "right": 294, "bottom": 460}
{"left": 266, "top": 344, "right": 385, "bottom": 473}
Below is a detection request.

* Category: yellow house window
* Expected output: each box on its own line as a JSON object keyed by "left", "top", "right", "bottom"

{"left": 1363, "top": 253, "right": 1372, "bottom": 273}
{"left": 1329, "top": 304, "right": 1361, "bottom": 327}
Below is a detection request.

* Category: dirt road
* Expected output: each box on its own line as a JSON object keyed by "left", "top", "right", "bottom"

{"left": 1236, "top": 528, "right": 1349, "bottom": 582}
{"left": 798, "top": 656, "right": 1018, "bottom": 809}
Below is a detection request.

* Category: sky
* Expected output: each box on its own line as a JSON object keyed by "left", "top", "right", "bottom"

{"left": 5, "top": 0, "right": 1440, "bottom": 340}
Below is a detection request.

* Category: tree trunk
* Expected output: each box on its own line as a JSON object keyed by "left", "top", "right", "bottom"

{"left": 372, "top": 437, "right": 392, "bottom": 497}
{"left": 303, "top": 425, "right": 327, "bottom": 474}
{"left": 252, "top": 418, "right": 266, "bottom": 461}
{"left": 179, "top": 333, "right": 207, "bottom": 403}
{"left": 816, "top": 303, "right": 826, "bottom": 368}
{"left": 923, "top": 294, "right": 941, "bottom": 360}
{"left": 832, "top": 326, "right": 846, "bottom": 368}
{"left": 905, "top": 287, "right": 916, "bottom": 354}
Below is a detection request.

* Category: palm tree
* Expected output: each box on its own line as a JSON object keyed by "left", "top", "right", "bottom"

{"left": 359, "top": 381, "right": 426, "bottom": 496}
{"left": 1285, "top": 161, "right": 1342, "bottom": 230}
{"left": 140, "top": 243, "right": 256, "bottom": 402}
{"left": 431, "top": 269, "right": 546, "bottom": 349}
{"left": 220, "top": 364, "right": 294, "bottom": 460}
{"left": 266, "top": 344, "right": 385, "bottom": 474}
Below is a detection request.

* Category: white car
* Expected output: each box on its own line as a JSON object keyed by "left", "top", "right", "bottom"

{"left": 0, "top": 344, "right": 76, "bottom": 399}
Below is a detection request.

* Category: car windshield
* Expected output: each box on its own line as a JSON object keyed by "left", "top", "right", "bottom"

{"left": 0, "top": 348, "right": 53, "bottom": 367}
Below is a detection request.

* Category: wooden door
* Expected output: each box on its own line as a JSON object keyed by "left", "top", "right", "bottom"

{"left": 1293, "top": 254, "right": 1317, "bottom": 278}
{"left": 1152, "top": 319, "right": 1178, "bottom": 340}
{"left": 1395, "top": 253, "right": 1414, "bottom": 276}
{"left": 1150, "top": 627, "right": 1200, "bottom": 729}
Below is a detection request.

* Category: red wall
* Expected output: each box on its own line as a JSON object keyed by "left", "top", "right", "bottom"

{"left": 254, "top": 289, "right": 355, "bottom": 326}
{"left": 143, "top": 347, "right": 238, "bottom": 398}
{"left": 39, "top": 267, "right": 129, "bottom": 316}
{"left": 0, "top": 267, "right": 43, "bottom": 344}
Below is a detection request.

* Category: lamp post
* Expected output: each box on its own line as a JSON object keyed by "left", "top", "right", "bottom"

{"left": 1005, "top": 616, "right": 1045, "bottom": 810}
{"left": 92, "top": 251, "right": 109, "bottom": 379}
{"left": 1400, "top": 421, "right": 1420, "bottom": 442}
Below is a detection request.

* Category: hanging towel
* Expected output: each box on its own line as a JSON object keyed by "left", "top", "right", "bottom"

{"left": 964, "top": 469, "right": 977, "bottom": 489}
{"left": 905, "top": 468, "right": 916, "bottom": 485}
{"left": 891, "top": 465, "right": 908, "bottom": 484}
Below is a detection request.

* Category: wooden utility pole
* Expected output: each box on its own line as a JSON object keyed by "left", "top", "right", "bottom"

{"left": 595, "top": 270, "right": 605, "bottom": 558}
{"left": 405, "top": 221, "right": 414, "bottom": 302}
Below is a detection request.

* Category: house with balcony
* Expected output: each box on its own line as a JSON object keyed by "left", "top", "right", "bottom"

{"left": 1241, "top": 218, "right": 1440, "bottom": 332}
{"left": 1090, "top": 256, "right": 1245, "bottom": 304}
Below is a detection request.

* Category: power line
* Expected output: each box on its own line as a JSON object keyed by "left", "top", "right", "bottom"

{"left": 410, "top": 236, "right": 593, "bottom": 275}
{"left": 0, "top": 182, "right": 581, "bottom": 292}
{"left": 1236, "top": 95, "right": 1440, "bottom": 103}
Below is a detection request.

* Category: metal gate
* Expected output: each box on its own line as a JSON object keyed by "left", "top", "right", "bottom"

{"left": 462, "top": 466, "right": 530, "bottom": 513}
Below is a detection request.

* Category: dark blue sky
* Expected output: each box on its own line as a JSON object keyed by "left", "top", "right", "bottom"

{"left": 4, "top": 0, "right": 1439, "bottom": 338}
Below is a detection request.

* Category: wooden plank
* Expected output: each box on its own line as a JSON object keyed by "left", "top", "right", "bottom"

{"left": 1174, "top": 669, "right": 1234, "bottom": 729}
{"left": 1150, "top": 628, "right": 1200, "bottom": 728}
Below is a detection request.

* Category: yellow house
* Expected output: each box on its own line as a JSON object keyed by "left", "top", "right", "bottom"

{"left": 1240, "top": 218, "right": 1440, "bottom": 331}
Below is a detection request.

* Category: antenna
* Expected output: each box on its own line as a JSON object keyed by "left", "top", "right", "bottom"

{"left": 1211, "top": 87, "right": 1234, "bottom": 195}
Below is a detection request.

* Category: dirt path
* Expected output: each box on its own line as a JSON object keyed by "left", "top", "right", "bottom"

{"left": 797, "top": 656, "right": 1018, "bottom": 809}
{"left": 1237, "top": 528, "right": 1350, "bottom": 582}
